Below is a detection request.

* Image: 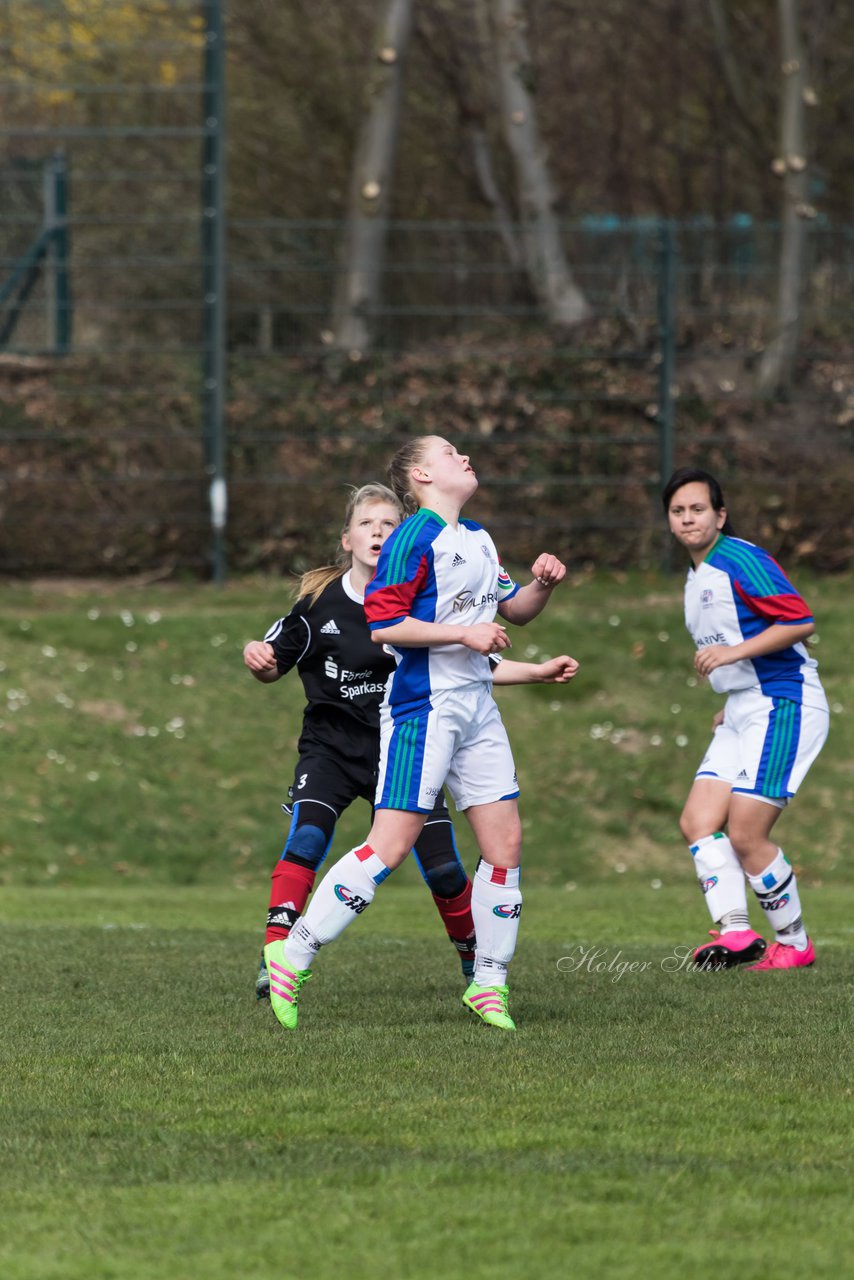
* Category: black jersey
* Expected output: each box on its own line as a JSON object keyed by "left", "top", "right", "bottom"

{"left": 263, "top": 572, "right": 394, "bottom": 755}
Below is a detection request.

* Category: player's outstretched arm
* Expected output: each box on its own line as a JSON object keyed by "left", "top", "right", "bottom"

{"left": 492, "top": 654, "right": 579, "bottom": 685}
{"left": 243, "top": 639, "right": 282, "bottom": 683}
{"left": 498, "top": 553, "right": 566, "bottom": 625}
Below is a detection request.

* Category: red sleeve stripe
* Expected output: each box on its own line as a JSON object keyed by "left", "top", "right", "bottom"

{"left": 733, "top": 581, "right": 813, "bottom": 623}
{"left": 365, "top": 556, "right": 429, "bottom": 627}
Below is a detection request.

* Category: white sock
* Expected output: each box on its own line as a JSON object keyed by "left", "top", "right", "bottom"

{"left": 747, "top": 849, "right": 808, "bottom": 948}
{"left": 282, "top": 844, "right": 390, "bottom": 970}
{"left": 471, "top": 860, "right": 522, "bottom": 987}
{"left": 690, "top": 832, "right": 750, "bottom": 930}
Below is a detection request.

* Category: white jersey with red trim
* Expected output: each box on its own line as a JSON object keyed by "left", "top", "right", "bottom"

{"left": 684, "top": 535, "right": 825, "bottom": 707}
{"left": 365, "top": 508, "right": 519, "bottom": 719}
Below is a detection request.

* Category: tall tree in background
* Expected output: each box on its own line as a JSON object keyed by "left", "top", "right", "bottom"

{"left": 418, "top": 0, "right": 522, "bottom": 270}
{"left": 488, "top": 0, "right": 590, "bottom": 326}
{"left": 757, "top": 0, "right": 816, "bottom": 394}
{"left": 328, "top": 0, "right": 415, "bottom": 354}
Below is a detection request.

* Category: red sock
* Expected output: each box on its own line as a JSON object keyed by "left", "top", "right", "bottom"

{"left": 432, "top": 880, "right": 476, "bottom": 969}
{"left": 265, "top": 860, "right": 317, "bottom": 945}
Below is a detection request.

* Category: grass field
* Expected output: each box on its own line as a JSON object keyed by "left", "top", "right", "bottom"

{"left": 1, "top": 571, "right": 852, "bottom": 1278}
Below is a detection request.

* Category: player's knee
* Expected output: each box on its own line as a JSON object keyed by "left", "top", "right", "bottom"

{"left": 282, "top": 823, "right": 331, "bottom": 868}
{"left": 726, "top": 822, "right": 765, "bottom": 861}
{"left": 679, "top": 813, "right": 696, "bottom": 843}
{"left": 422, "top": 858, "right": 467, "bottom": 899}
{"left": 679, "top": 807, "right": 709, "bottom": 844}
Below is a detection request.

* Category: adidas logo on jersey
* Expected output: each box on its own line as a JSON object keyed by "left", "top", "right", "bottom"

{"left": 451, "top": 553, "right": 467, "bottom": 567}
{"left": 320, "top": 619, "right": 341, "bottom": 635}
{"left": 737, "top": 769, "right": 749, "bottom": 780}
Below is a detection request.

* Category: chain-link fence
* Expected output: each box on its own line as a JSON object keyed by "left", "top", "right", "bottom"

{"left": 1, "top": 2, "right": 852, "bottom": 578}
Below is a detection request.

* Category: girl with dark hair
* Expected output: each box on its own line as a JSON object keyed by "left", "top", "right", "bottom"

{"left": 663, "top": 469, "right": 829, "bottom": 971}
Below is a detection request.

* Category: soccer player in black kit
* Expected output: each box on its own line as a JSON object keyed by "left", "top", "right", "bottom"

{"left": 244, "top": 483, "right": 477, "bottom": 996}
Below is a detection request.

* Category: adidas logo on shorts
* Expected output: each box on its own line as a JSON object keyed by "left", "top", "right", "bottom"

{"left": 452, "top": 553, "right": 467, "bottom": 567}
{"left": 320, "top": 619, "right": 341, "bottom": 635}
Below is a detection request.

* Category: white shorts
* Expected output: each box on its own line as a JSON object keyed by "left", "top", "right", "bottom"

{"left": 695, "top": 687, "right": 829, "bottom": 802}
{"left": 376, "top": 683, "right": 519, "bottom": 813}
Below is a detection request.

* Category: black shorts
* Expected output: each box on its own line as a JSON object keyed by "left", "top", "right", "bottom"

{"left": 286, "top": 748, "right": 378, "bottom": 817}
{"left": 285, "top": 748, "right": 449, "bottom": 822}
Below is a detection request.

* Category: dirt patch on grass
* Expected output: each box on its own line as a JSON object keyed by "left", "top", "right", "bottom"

{"left": 77, "top": 699, "right": 138, "bottom": 724}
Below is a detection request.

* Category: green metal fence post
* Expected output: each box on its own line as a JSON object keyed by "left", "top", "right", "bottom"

{"left": 657, "top": 219, "right": 677, "bottom": 567}
{"left": 202, "top": 0, "right": 228, "bottom": 583}
{"left": 44, "top": 151, "right": 71, "bottom": 354}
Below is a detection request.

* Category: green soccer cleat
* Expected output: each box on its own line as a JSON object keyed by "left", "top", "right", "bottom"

{"left": 462, "top": 981, "right": 516, "bottom": 1031}
{"left": 263, "top": 941, "right": 312, "bottom": 1030}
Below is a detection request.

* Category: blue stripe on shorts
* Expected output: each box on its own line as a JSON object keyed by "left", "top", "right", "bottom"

{"left": 751, "top": 697, "right": 801, "bottom": 798}
{"left": 379, "top": 711, "right": 431, "bottom": 812}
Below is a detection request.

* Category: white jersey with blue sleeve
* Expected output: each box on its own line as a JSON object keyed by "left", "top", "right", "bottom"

{"left": 684, "top": 535, "right": 825, "bottom": 708}
{"left": 364, "top": 508, "right": 519, "bottom": 719}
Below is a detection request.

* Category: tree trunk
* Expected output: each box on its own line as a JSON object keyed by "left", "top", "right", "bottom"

{"left": 328, "top": 0, "right": 415, "bottom": 355}
{"left": 466, "top": 119, "right": 523, "bottom": 269}
{"left": 488, "top": 0, "right": 590, "bottom": 326}
{"left": 757, "top": 0, "right": 813, "bottom": 395}
{"left": 419, "top": 0, "right": 523, "bottom": 268}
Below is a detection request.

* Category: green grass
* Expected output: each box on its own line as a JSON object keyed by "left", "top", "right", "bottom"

{"left": 1, "top": 571, "right": 852, "bottom": 1277}
{"left": 1, "top": 569, "right": 851, "bottom": 889}
{"left": 1, "top": 884, "right": 852, "bottom": 1280}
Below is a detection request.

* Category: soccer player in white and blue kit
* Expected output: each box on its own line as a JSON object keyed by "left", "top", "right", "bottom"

{"left": 269, "top": 436, "right": 574, "bottom": 1029}
{"left": 663, "top": 467, "right": 829, "bottom": 971}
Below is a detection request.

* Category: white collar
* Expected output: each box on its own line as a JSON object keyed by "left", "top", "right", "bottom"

{"left": 341, "top": 570, "right": 365, "bottom": 604}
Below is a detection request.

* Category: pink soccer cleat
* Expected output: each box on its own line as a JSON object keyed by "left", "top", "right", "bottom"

{"left": 747, "top": 938, "right": 816, "bottom": 971}
{"left": 693, "top": 928, "right": 766, "bottom": 970}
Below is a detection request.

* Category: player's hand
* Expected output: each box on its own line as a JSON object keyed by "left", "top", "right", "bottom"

{"left": 463, "top": 623, "right": 512, "bottom": 655}
{"left": 537, "top": 655, "right": 579, "bottom": 683}
{"left": 243, "top": 640, "right": 277, "bottom": 672}
{"left": 694, "top": 644, "right": 735, "bottom": 677}
{"left": 531, "top": 553, "right": 566, "bottom": 588}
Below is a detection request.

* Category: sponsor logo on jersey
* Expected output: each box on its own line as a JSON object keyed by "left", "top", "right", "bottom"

{"left": 759, "top": 893, "right": 790, "bottom": 912}
{"left": 480, "top": 544, "right": 494, "bottom": 561}
{"left": 701, "top": 876, "right": 718, "bottom": 894}
{"left": 453, "top": 589, "right": 499, "bottom": 613}
{"left": 320, "top": 619, "right": 341, "bottom": 635}
{"left": 701, "top": 589, "right": 714, "bottom": 607}
{"left": 736, "top": 769, "right": 749, "bottom": 780}
{"left": 698, "top": 634, "right": 727, "bottom": 646}
{"left": 340, "top": 680, "right": 387, "bottom": 700}
{"left": 451, "top": 552, "right": 467, "bottom": 567}
{"left": 497, "top": 568, "right": 512, "bottom": 590}
{"left": 493, "top": 902, "right": 522, "bottom": 919}
{"left": 334, "top": 885, "right": 371, "bottom": 913}
{"left": 324, "top": 657, "right": 338, "bottom": 679}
